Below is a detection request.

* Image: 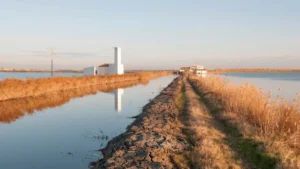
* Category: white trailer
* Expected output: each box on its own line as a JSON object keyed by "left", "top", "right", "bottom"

{"left": 84, "top": 66, "right": 97, "bottom": 76}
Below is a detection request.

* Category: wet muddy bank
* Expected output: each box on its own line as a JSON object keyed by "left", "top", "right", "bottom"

{"left": 90, "top": 76, "right": 189, "bottom": 168}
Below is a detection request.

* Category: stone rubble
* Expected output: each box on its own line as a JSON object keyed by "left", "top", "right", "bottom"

{"left": 90, "top": 77, "right": 188, "bottom": 169}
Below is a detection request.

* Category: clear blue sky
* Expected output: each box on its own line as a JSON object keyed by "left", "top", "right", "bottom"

{"left": 1, "top": 0, "right": 299, "bottom": 70}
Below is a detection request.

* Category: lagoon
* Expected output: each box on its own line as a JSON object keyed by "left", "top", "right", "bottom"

{"left": 0, "top": 75, "right": 176, "bottom": 169}
{"left": 223, "top": 72, "right": 300, "bottom": 100}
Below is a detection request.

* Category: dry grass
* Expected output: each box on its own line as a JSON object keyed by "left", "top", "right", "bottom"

{"left": 0, "top": 71, "right": 172, "bottom": 101}
{"left": 183, "top": 79, "right": 242, "bottom": 169}
{"left": 0, "top": 79, "right": 149, "bottom": 124}
{"left": 189, "top": 75, "right": 300, "bottom": 168}
{"left": 209, "top": 68, "right": 300, "bottom": 73}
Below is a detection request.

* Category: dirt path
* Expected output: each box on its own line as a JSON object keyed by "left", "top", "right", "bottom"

{"left": 183, "top": 78, "right": 246, "bottom": 169}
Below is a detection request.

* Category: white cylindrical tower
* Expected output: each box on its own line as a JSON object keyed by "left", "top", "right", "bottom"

{"left": 112, "top": 47, "right": 124, "bottom": 75}
{"left": 114, "top": 47, "right": 121, "bottom": 64}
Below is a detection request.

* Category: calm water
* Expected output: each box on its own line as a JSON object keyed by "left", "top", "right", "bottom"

{"left": 0, "top": 75, "right": 176, "bottom": 169}
{"left": 0, "top": 72, "right": 82, "bottom": 80}
{"left": 222, "top": 72, "right": 300, "bottom": 100}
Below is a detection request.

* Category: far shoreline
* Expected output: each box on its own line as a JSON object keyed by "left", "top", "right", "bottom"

{"left": 0, "top": 68, "right": 83, "bottom": 73}
{"left": 1, "top": 68, "right": 300, "bottom": 73}
{"left": 209, "top": 68, "right": 300, "bottom": 73}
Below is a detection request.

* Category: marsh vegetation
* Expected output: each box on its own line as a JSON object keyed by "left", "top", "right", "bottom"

{"left": 0, "top": 71, "right": 172, "bottom": 101}
{"left": 188, "top": 74, "right": 300, "bottom": 168}
{"left": 0, "top": 79, "right": 150, "bottom": 123}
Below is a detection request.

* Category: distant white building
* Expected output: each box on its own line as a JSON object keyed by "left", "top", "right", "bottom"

{"left": 179, "top": 64, "right": 207, "bottom": 74}
{"left": 193, "top": 65, "right": 207, "bottom": 74}
{"left": 83, "top": 47, "right": 124, "bottom": 76}
{"left": 193, "top": 64, "right": 207, "bottom": 78}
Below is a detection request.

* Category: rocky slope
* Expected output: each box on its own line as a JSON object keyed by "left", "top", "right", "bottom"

{"left": 90, "top": 77, "right": 188, "bottom": 169}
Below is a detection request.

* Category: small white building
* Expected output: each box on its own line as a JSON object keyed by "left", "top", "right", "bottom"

{"left": 194, "top": 65, "right": 207, "bottom": 79}
{"left": 181, "top": 64, "right": 207, "bottom": 75}
{"left": 194, "top": 64, "right": 207, "bottom": 74}
{"left": 194, "top": 65, "right": 207, "bottom": 74}
{"left": 83, "top": 66, "right": 97, "bottom": 76}
{"left": 84, "top": 47, "right": 124, "bottom": 76}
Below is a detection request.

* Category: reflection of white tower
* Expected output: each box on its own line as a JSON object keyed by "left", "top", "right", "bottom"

{"left": 114, "top": 88, "right": 124, "bottom": 112}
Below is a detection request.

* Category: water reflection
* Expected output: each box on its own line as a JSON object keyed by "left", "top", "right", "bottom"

{"left": 0, "top": 75, "right": 177, "bottom": 169}
{"left": 223, "top": 73, "right": 300, "bottom": 101}
{"left": 114, "top": 89, "right": 124, "bottom": 112}
{"left": 223, "top": 72, "right": 300, "bottom": 81}
{"left": 0, "top": 79, "right": 148, "bottom": 124}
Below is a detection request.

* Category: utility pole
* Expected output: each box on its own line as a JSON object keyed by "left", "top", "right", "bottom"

{"left": 48, "top": 48, "right": 55, "bottom": 77}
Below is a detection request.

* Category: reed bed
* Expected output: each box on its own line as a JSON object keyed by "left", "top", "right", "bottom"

{"left": 188, "top": 75, "right": 300, "bottom": 167}
{"left": 0, "top": 71, "right": 172, "bottom": 101}
{"left": 0, "top": 79, "right": 149, "bottom": 124}
{"left": 210, "top": 68, "right": 300, "bottom": 73}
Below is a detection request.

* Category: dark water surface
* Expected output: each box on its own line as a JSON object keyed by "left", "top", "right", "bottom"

{"left": 222, "top": 72, "right": 300, "bottom": 100}
{"left": 0, "top": 75, "right": 176, "bottom": 169}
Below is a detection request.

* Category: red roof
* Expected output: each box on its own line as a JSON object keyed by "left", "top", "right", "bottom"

{"left": 99, "top": 64, "right": 109, "bottom": 67}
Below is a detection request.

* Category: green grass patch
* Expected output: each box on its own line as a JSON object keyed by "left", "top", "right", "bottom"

{"left": 176, "top": 82, "right": 186, "bottom": 112}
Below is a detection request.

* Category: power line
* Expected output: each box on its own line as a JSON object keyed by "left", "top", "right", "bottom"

{"left": 48, "top": 48, "right": 55, "bottom": 76}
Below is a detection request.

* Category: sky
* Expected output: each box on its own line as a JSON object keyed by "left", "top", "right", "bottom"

{"left": 0, "top": 0, "right": 299, "bottom": 70}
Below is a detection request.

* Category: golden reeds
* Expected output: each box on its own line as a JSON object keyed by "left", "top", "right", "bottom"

{"left": 189, "top": 75, "right": 300, "bottom": 167}
{"left": 0, "top": 71, "right": 172, "bottom": 101}
{"left": 0, "top": 79, "right": 150, "bottom": 124}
